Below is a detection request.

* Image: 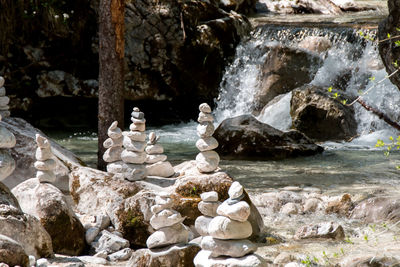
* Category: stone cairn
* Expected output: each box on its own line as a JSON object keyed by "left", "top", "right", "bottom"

{"left": 194, "top": 182, "right": 266, "bottom": 266}
{"left": 35, "top": 134, "right": 57, "bottom": 184}
{"left": 194, "top": 191, "right": 220, "bottom": 237}
{"left": 146, "top": 192, "right": 189, "bottom": 249}
{"left": 145, "top": 132, "right": 175, "bottom": 177}
{"left": 103, "top": 121, "right": 124, "bottom": 173}
{"left": 120, "top": 107, "right": 147, "bottom": 181}
{"left": 195, "top": 103, "right": 220, "bottom": 173}
{"left": 0, "top": 114, "right": 16, "bottom": 182}
{"left": 0, "top": 76, "right": 10, "bottom": 118}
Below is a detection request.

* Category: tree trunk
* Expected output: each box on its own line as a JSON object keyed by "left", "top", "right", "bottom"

{"left": 98, "top": 0, "right": 125, "bottom": 170}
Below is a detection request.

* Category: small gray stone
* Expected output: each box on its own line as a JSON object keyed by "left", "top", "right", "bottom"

{"left": 36, "top": 170, "right": 56, "bottom": 184}
{"left": 150, "top": 209, "right": 185, "bottom": 230}
{"left": 197, "top": 112, "right": 214, "bottom": 123}
{"left": 198, "top": 201, "right": 220, "bottom": 217}
{"left": 280, "top": 203, "right": 299, "bottom": 215}
{"left": 29, "top": 255, "right": 36, "bottom": 267}
{"left": 94, "top": 250, "right": 108, "bottom": 259}
{"left": 0, "top": 87, "right": 5, "bottom": 97}
{"left": 85, "top": 227, "right": 100, "bottom": 244}
{"left": 36, "top": 258, "right": 49, "bottom": 267}
{"left": 196, "top": 137, "right": 218, "bottom": 151}
{"left": 122, "top": 131, "right": 146, "bottom": 142}
{"left": 103, "top": 136, "right": 123, "bottom": 149}
{"left": 199, "top": 103, "right": 211, "bottom": 113}
{"left": 0, "top": 126, "right": 16, "bottom": 148}
{"left": 228, "top": 181, "right": 244, "bottom": 199}
{"left": 131, "top": 117, "right": 146, "bottom": 124}
{"left": 34, "top": 159, "right": 56, "bottom": 171}
{"left": 294, "top": 222, "right": 345, "bottom": 240}
{"left": 103, "top": 147, "right": 123, "bottom": 162}
{"left": 200, "top": 191, "right": 218, "bottom": 202}
{"left": 121, "top": 150, "right": 146, "bottom": 164}
{"left": 92, "top": 230, "right": 129, "bottom": 254}
{"left": 108, "top": 248, "right": 132, "bottom": 261}
{"left": 77, "top": 256, "right": 108, "bottom": 265}
{"left": 146, "top": 161, "right": 175, "bottom": 177}
{"left": 129, "top": 122, "right": 145, "bottom": 132}
{"left": 0, "top": 150, "right": 15, "bottom": 181}
{"left": 146, "top": 223, "right": 189, "bottom": 249}
{"left": 131, "top": 111, "right": 145, "bottom": 120}
{"left": 145, "top": 154, "right": 167, "bottom": 164}
{"left": 0, "top": 96, "right": 9, "bottom": 106}
{"left": 107, "top": 121, "right": 122, "bottom": 139}
{"left": 194, "top": 250, "right": 267, "bottom": 267}
{"left": 196, "top": 151, "right": 220, "bottom": 173}
{"left": 303, "top": 198, "right": 321, "bottom": 213}
{"left": 95, "top": 214, "right": 111, "bottom": 230}
{"left": 208, "top": 216, "right": 252, "bottom": 240}
{"left": 201, "top": 236, "right": 257, "bottom": 257}
{"left": 123, "top": 136, "right": 146, "bottom": 152}
{"left": 197, "top": 122, "right": 215, "bottom": 138}
{"left": 155, "top": 194, "right": 173, "bottom": 206}
{"left": 35, "top": 147, "right": 53, "bottom": 161}
{"left": 195, "top": 215, "right": 213, "bottom": 236}
{"left": 145, "top": 144, "right": 164, "bottom": 154}
{"left": 0, "top": 77, "right": 4, "bottom": 87}
{"left": 217, "top": 200, "right": 250, "bottom": 222}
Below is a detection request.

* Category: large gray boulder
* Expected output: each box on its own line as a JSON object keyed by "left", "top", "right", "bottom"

{"left": 0, "top": 182, "right": 53, "bottom": 259}
{"left": 214, "top": 115, "right": 323, "bottom": 159}
{"left": 12, "top": 178, "right": 86, "bottom": 256}
{"left": 290, "top": 86, "right": 357, "bottom": 142}
{"left": 1, "top": 117, "right": 83, "bottom": 190}
{"left": 0, "top": 234, "right": 29, "bottom": 267}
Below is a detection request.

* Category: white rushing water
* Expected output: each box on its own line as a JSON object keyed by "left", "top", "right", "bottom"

{"left": 213, "top": 26, "right": 400, "bottom": 149}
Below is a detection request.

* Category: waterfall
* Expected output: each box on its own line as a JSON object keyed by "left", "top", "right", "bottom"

{"left": 213, "top": 25, "right": 400, "bottom": 146}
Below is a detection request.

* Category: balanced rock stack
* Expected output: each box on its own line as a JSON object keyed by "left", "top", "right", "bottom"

{"left": 103, "top": 121, "right": 124, "bottom": 172}
{"left": 194, "top": 182, "right": 266, "bottom": 267}
{"left": 0, "top": 76, "right": 10, "bottom": 118}
{"left": 195, "top": 191, "right": 221, "bottom": 237}
{"left": 35, "top": 134, "right": 56, "bottom": 184}
{"left": 145, "top": 132, "right": 175, "bottom": 177}
{"left": 146, "top": 192, "right": 189, "bottom": 249}
{"left": 0, "top": 114, "right": 16, "bottom": 181}
{"left": 195, "top": 103, "right": 220, "bottom": 173}
{"left": 120, "top": 107, "right": 147, "bottom": 181}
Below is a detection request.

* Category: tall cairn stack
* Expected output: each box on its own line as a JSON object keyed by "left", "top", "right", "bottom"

{"left": 0, "top": 76, "right": 10, "bottom": 118}
{"left": 195, "top": 191, "right": 221, "bottom": 237}
{"left": 103, "top": 121, "right": 124, "bottom": 173}
{"left": 146, "top": 192, "right": 189, "bottom": 249}
{"left": 0, "top": 114, "right": 16, "bottom": 182}
{"left": 120, "top": 107, "right": 147, "bottom": 181}
{"left": 35, "top": 134, "right": 57, "bottom": 184}
{"left": 195, "top": 103, "right": 220, "bottom": 173}
{"left": 194, "top": 182, "right": 266, "bottom": 267}
{"left": 145, "top": 132, "right": 175, "bottom": 177}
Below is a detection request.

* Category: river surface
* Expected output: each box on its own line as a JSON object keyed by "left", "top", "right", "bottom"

{"left": 51, "top": 2, "right": 400, "bottom": 264}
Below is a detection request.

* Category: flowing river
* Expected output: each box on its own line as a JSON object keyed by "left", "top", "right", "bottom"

{"left": 51, "top": 4, "right": 400, "bottom": 264}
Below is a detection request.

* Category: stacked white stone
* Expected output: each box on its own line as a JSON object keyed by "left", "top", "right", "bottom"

{"left": 195, "top": 191, "right": 221, "bottom": 237}
{"left": 103, "top": 121, "right": 124, "bottom": 173}
{"left": 0, "top": 76, "right": 10, "bottom": 118}
{"left": 146, "top": 192, "right": 189, "bottom": 249}
{"left": 0, "top": 114, "right": 16, "bottom": 182}
{"left": 34, "top": 134, "right": 56, "bottom": 184}
{"left": 194, "top": 182, "right": 266, "bottom": 267}
{"left": 120, "top": 107, "right": 147, "bottom": 181}
{"left": 145, "top": 132, "right": 175, "bottom": 177}
{"left": 195, "top": 103, "right": 219, "bottom": 173}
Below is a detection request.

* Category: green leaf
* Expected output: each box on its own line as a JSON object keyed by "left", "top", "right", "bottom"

{"left": 395, "top": 41, "right": 400, "bottom": 47}
{"left": 369, "top": 76, "right": 375, "bottom": 81}
{"left": 387, "top": 33, "right": 391, "bottom": 38}
{"left": 328, "top": 86, "right": 333, "bottom": 93}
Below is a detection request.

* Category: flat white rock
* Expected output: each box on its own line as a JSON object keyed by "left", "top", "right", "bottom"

{"left": 36, "top": 170, "right": 56, "bottom": 184}
{"left": 228, "top": 181, "right": 244, "bottom": 199}
{"left": 196, "top": 137, "right": 218, "bottom": 151}
{"left": 86, "top": 227, "right": 100, "bottom": 244}
{"left": 217, "top": 200, "right": 251, "bottom": 222}
{"left": 121, "top": 150, "right": 146, "bottom": 164}
{"left": 108, "top": 248, "right": 132, "bottom": 262}
{"left": 35, "top": 147, "right": 53, "bottom": 161}
{"left": 195, "top": 215, "right": 213, "bottom": 236}
{"left": 197, "top": 122, "right": 215, "bottom": 138}
{"left": 0, "top": 150, "right": 15, "bottom": 181}
{"left": 122, "top": 131, "right": 146, "bottom": 142}
{"left": 208, "top": 216, "right": 252, "bottom": 240}
{"left": 123, "top": 136, "right": 146, "bottom": 152}
{"left": 0, "top": 96, "right": 9, "bottom": 106}
{"left": 150, "top": 209, "right": 185, "bottom": 230}
{"left": 196, "top": 151, "right": 220, "bottom": 173}
{"left": 107, "top": 121, "right": 122, "bottom": 139}
{"left": 0, "top": 126, "right": 16, "bottom": 148}
{"left": 130, "top": 122, "right": 145, "bottom": 132}
{"left": 0, "top": 87, "right": 5, "bottom": 97}
{"left": 92, "top": 230, "right": 129, "bottom": 254}
{"left": 146, "top": 154, "right": 167, "bottom": 164}
{"left": 146, "top": 223, "right": 189, "bottom": 249}
{"left": 201, "top": 236, "right": 257, "bottom": 257}
{"left": 145, "top": 144, "right": 164, "bottom": 154}
{"left": 198, "top": 112, "right": 214, "bottom": 123}
{"left": 146, "top": 161, "right": 175, "bottom": 177}
{"left": 198, "top": 201, "right": 220, "bottom": 217}
{"left": 199, "top": 103, "right": 212, "bottom": 113}
{"left": 103, "top": 147, "right": 123, "bottom": 162}
{"left": 194, "top": 250, "right": 268, "bottom": 267}
{"left": 131, "top": 117, "right": 146, "bottom": 124}
{"left": 200, "top": 191, "right": 218, "bottom": 202}
{"left": 103, "top": 136, "right": 123, "bottom": 149}
{"left": 34, "top": 159, "right": 56, "bottom": 171}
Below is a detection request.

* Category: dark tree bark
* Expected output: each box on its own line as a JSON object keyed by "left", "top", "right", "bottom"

{"left": 98, "top": 0, "right": 125, "bottom": 170}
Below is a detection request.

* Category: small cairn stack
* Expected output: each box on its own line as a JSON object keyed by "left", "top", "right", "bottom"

{"left": 103, "top": 121, "right": 124, "bottom": 172}
{"left": 120, "top": 107, "right": 147, "bottom": 181}
{"left": 0, "top": 114, "right": 16, "bottom": 181}
{"left": 145, "top": 132, "right": 175, "bottom": 177}
{"left": 195, "top": 191, "right": 220, "bottom": 237}
{"left": 0, "top": 76, "right": 10, "bottom": 118}
{"left": 195, "top": 103, "right": 219, "bottom": 173}
{"left": 35, "top": 134, "right": 57, "bottom": 184}
{"left": 146, "top": 192, "right": 189, "bottom": 249}
{"left": 194, "top": 182, "right": 266, "bottom": 267}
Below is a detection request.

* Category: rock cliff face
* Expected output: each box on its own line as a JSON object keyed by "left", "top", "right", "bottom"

{"left": 378, "top": 0, "right": 400, "bottom": 91}
{"left": 0, "top": 0, "right": 252, "bottom": 122}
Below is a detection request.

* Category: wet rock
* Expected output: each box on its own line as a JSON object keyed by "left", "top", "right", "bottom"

{"left": 12, "top": 178, "right": 85, "bottom": 256}
{"left": 350, "top": 197, "right": 400, "bottom": 223}
{"left": 325, "top": 193, "right": 354, "bottom": 217}
{"left": 255, "top": 45, "right": 322, "bottom": 111}
{"left": 215, "top": 115, "right": 323, "bottom": 159}
{"left": 92, "top": 230, "right": 130, "bottom": 254}
{"left": 298, "top": 36, "right": 332, "bottom": 53}
{"left": 128, "top": 244, "right": 200, "bottom": 267}
{"left": 294, "top": 221, "right": 345, "bottom": 240}
{"left": 378, "top": 0, "right": 400, "bottom": 92}
{"left": 0, "top": 182, "right": 53, "bottom": 259}
{"left": 291, "top": 86, "right": 357, "bottom": 141}
{"left": 0, "top": 234, "right": 29, "bottom": 267}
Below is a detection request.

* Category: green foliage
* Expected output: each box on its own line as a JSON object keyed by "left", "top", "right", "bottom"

{"left": 376, "top": 136, "right": 400, "bottom": 169}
